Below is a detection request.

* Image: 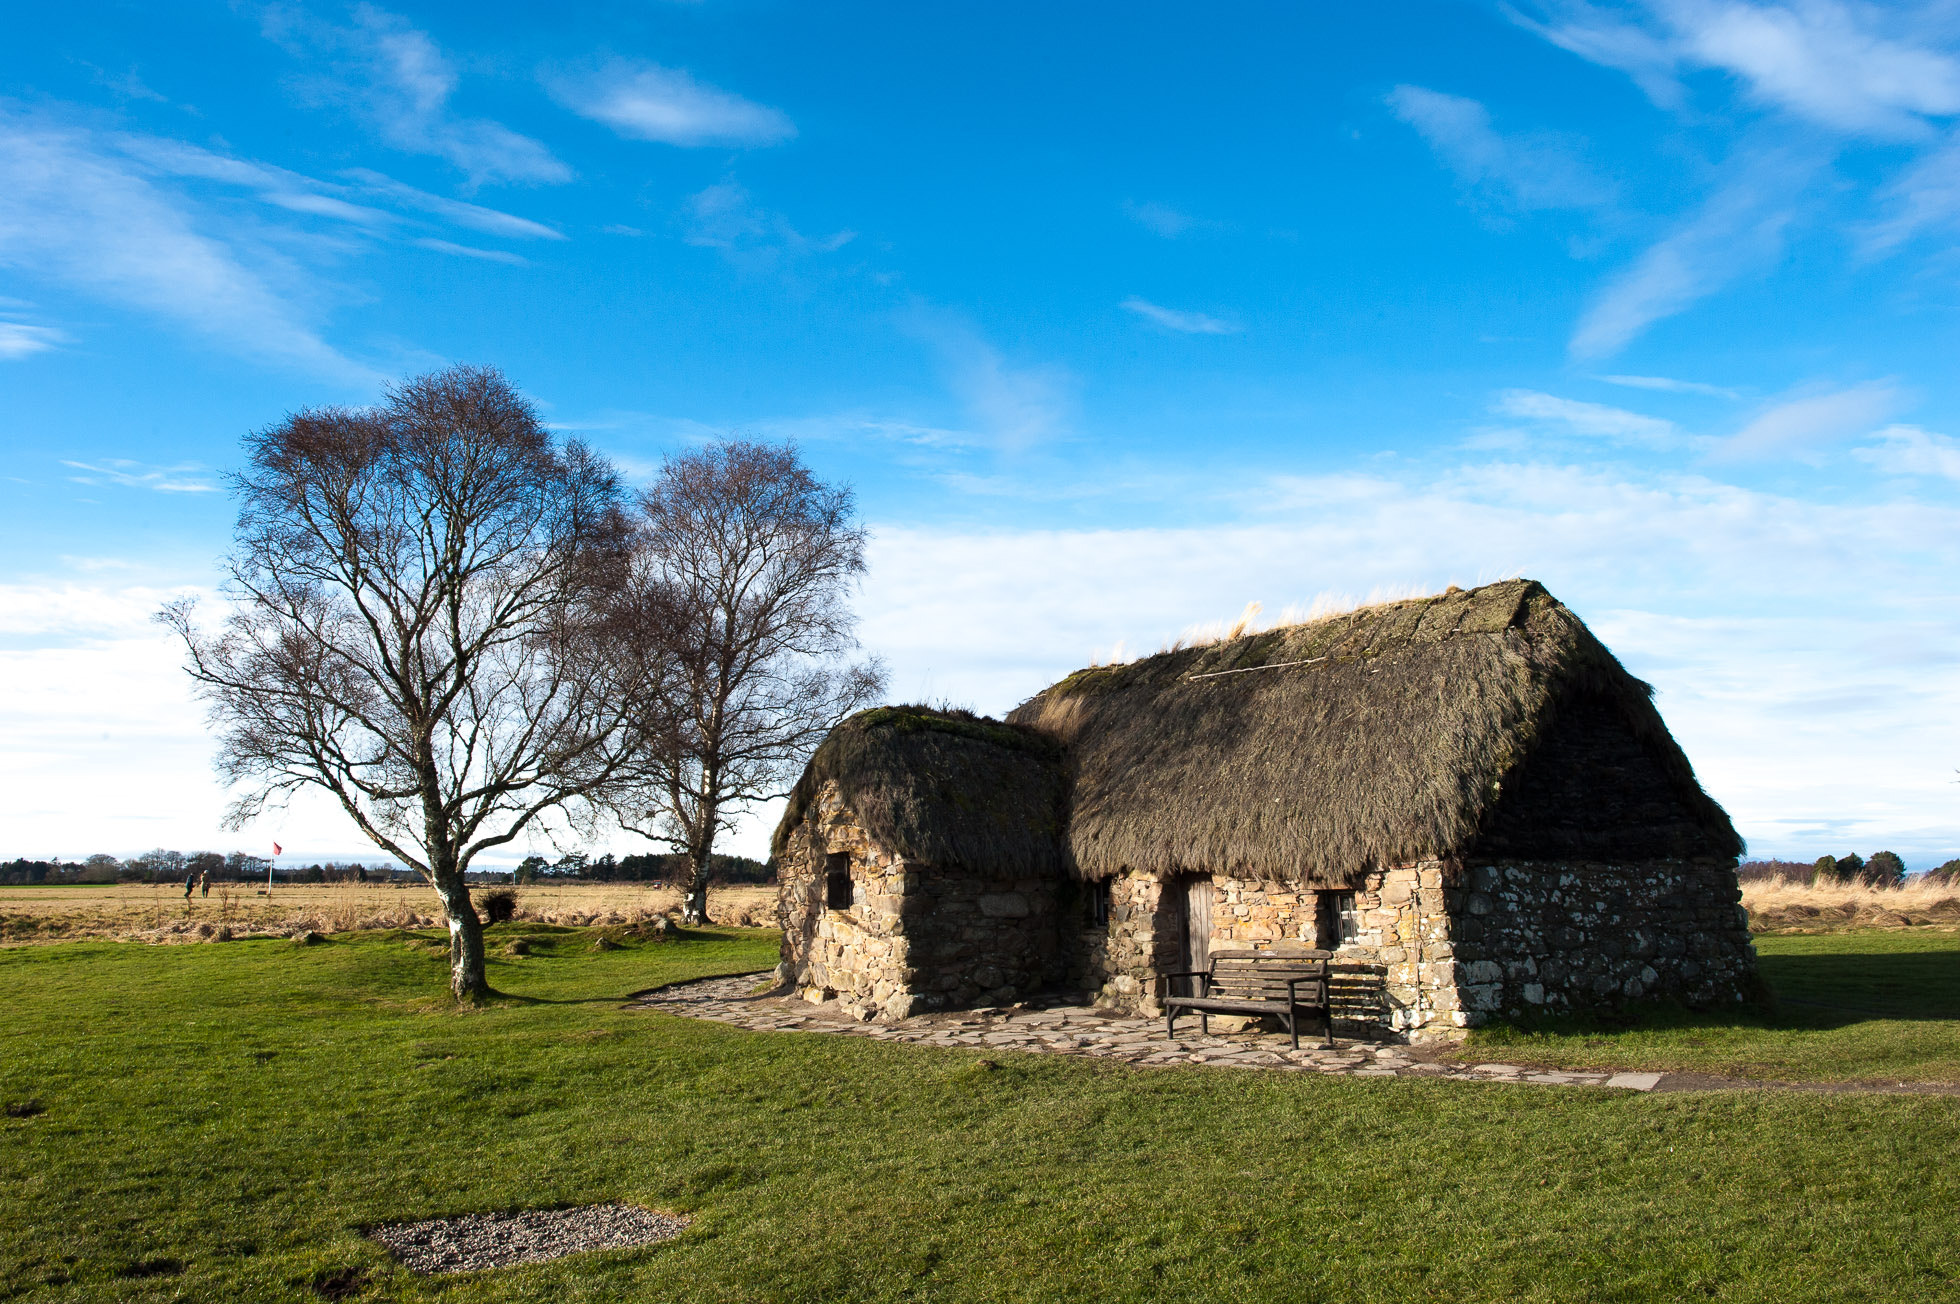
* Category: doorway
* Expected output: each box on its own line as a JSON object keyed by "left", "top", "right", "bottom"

{"left": 1176, "top": 875, "right": 1212, "bottom": 996}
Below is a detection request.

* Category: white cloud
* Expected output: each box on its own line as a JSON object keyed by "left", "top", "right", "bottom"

{"left": 682, "top": 181, "right": 853, "bottom": 260}
{"left": 62, "top": 459, "right": 218, "bottom": 493}
{"left": 1124, "top": 200, "right": 1205, "bottom": 237}
{"left": 1854, "top": 423, "right": 1960, "bottom": 480}
{"left": 1864, "top": 127, "right": 1960, "bottom": 253}
{"left": 1513, "top": 1, "right": 1960, "bottom": 139}
{"left": 338, "top": 168, "right": 564, "bottom": 240}
{"left": 1717, "top": 381, "right": 1903, "bottom": 459}
{"left": 1502, "top": 1, "right": 1687, "bottom": 107}
{"left": 902, "top": 310, "right": 1074, "bottom": 451}
{"left": 1387, "top": 84, "right": 1615, "bottom": 211}
{"left": 0, "top": 321, "right": 65, "bottom": 359}
{"left": 1120, "top": 297, "right": 1240, "bottom": 335}
{"left": 1492, "top": 388, "right": 1679, "bottom": 444}
{"left": 0, "top": 110, "right": 372, "bottom": 380}
{"left": 1570, "top": 150, "right": 1806, "bottom": 358}
{"left": 1671, "top": 0, "right": 1960, "bottom": 138}
{"left": 856, "top": 458, "right": 1960, "bottom": 861}
{"left": 412, "top": 238, "right": 527, "bottom": 265}
{"left": 547, "top": 59, "right": 795, "bottom": 147}
{"left": 1597, "top": 372, "right": 1740, "bottom": 397}
{"left": 264, "top": 3, "right": 570, "bottom": 186}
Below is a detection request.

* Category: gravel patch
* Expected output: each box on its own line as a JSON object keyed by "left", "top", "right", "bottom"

{"left": 369, "top": 1203, "right": 689, "bottom": 1274}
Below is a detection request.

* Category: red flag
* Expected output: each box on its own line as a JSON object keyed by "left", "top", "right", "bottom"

{"left": 272, "top": 843, "right": 282, "bottom": 856}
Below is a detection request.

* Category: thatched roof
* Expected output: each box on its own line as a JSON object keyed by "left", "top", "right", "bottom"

{"left": 1005, "top": 579, "right": 1741, "bottom": 884}
{"left": 771, "top": 706, "right": 1067, "bottom": 876}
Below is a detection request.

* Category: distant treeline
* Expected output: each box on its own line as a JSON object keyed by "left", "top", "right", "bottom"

{"left": 1738, "top": 853, "right": 1960, "bottom": 887}
{"left": 1, "top": 849, "right": 775, "bottom": 888}
{"left": 1, "top": 850, "right": 279, "bottom": 886}
{"left": 512, "top": 852, "right": 774, "bottom": 884}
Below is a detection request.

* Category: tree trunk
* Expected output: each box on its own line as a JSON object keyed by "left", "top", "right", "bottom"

{"left": 431, "top": 865, "right": 488, "bottom": 1003}
{"left": 680, "top": 858, "right": 709, "bottom": 925}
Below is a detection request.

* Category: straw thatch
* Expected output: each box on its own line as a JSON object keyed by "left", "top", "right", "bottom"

{"left": 1005, "top": 579, "right": 1740, "bottom": 884}
{"left": 772, "top": 706, "right": 1067, "bottom": 876}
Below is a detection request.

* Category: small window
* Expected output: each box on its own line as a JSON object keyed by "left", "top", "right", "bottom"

{"left": 1088, "top": 880, "right": 1112, "bottom": 927}
{"left": 825, "top": 853, "right": 853, "bottom": 910}
{"left": 1318, "top": 890, "right": 1358, "bottom": 948}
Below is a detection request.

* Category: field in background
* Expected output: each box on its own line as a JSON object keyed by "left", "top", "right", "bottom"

{"left": 0, "top": 881, "right": 778, "bottom": 944}
{"left": 1742, "top": 876, "right": 1960, "bottom": 933}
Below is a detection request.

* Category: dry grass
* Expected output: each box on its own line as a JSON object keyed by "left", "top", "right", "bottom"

{"left": 0, "top": 881, "right": 778, "bottom": 946}
{"left": 1743, "top": 876, "right": 1960, "bottom": 934}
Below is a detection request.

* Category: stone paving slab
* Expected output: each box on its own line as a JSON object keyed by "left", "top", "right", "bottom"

{"left": 629, "top": 973, "right": 1650, "bottom": 1091}
{"left": 628, "top": 973, "right": 1960, "bottom": 1097}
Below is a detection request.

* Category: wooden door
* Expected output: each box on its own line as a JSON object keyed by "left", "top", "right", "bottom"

{"left": 1182, "top": 876, "right": 1212, "bottom": 994}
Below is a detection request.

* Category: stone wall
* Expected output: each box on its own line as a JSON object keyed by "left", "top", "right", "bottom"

{"left": 1075, "top": 872, "right": 1182, "bottom": 1015}
{"left": 777, "top": 781, "right": 1062, "bottom": 1022}
{"left": 1208, "top": 863, "right": 1457, "bottom": 1039}
{"left": 1447, "top": 858, "right": 1755, "bottom": 1021}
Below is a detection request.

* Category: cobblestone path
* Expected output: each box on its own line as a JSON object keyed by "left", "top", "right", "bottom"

{"left": 629, "top": 973, "right": 1673, "bottom": 1090}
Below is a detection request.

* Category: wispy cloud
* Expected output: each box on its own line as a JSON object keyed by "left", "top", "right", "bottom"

{"left": 1511, "top": 1, "right": 1960, "bottom": 139}
{"left": 339, "top": 168, "right": 563, "bottom": 240}
{"left": 1597, "top": 372, "right": 1740, "bottom": 398}
{"left": 1864, "top": 128, "right": 1960, "bottom": 254}
{"left": 1492, "top": 388, "right": 1679, "bottom": 445}
{"left": 1716, "top": 381, "right": 1904, "bottom": 460}
{"left": 62, "top": 458, "right": 217, "bottom": 493}
{"left": 1120, "top": 296, "right": 1240, "bottom": 335}
{"left": 904, "top": 309, "right": 1073, "bottom": 451}
{"left": 263, "top": 3, "right": 570, "bottom": 186}
{"left": 0, "top": 108, "right": 371, "bottom": 379}
{"left": 1570, "top": 147, "right": 1809, "bottom": 359}
{"left": 1854, "top": 424, "right": 1960, "bottom": 480}
{"left": 546, "top": 59, "right": 794, "bottom": 147}
{"left": 412, "top": 238, "right": 527, "bottom": 265}
{"left": 1387, "top": 84, "right": 1614, "bottom": 212}
{"left": 1123, "top": 200, "right": 1219, "bottom": 238}
{"left": 0, "top": 321, "right": 66, "bottom": 359}
{"left": 682, "top": 181, "right": 853, "bottom": 261}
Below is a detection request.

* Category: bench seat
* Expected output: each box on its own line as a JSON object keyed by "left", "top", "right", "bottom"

{"left": 1163, "top": 949, "right": 1334, "bottom": 1049}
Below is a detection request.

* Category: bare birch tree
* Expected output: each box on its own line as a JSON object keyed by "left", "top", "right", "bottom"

{"left": 160, "top": 366, "right": 640, "bottom": 1001}
{"left": 611, "top": 440, "right": 884, "bottom": 923}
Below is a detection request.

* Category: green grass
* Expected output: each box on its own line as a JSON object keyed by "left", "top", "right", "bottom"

{"left": 1, "top": 927, "right": 1958, "bottom": 1303}
{"left": 1466, "top": 929, "right": 1960, "bottom": 1083}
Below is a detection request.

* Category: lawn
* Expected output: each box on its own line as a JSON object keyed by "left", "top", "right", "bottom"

{"left": 1465, "top": 929, "right": 1960, "bottom": 1083}
{"left": 2, "top": 926, "right": 1958, "bottom": 1303}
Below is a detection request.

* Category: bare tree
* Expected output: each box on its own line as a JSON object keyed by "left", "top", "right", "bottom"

{"left": 610, "top": 440, "right": 884, "bottom": 923}
{"left": 161, "top": 366, "right": 639, "bottom": 1001}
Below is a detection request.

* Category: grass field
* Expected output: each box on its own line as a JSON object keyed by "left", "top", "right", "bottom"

{"left": 0, "top": 883, "right": 779, "bottom": 944}
{"left": 1465, "top": 929, "right": 1960, "bottom": 1083}
{"left": 3, "top": 925, "right": 1959, "bottom": 1302}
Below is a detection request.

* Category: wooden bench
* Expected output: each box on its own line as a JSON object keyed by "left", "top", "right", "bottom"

{"left": 1163, "top": 949, "right": 1334, "bottom": 1049}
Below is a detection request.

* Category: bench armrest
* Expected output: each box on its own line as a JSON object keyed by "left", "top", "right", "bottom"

{"left": 1160, "top": 970, "right": 1211, "bottom": 999}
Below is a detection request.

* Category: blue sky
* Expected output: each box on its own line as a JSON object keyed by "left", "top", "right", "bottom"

{"left": 5, "top": 1, "right": 1960, "bottom": 867}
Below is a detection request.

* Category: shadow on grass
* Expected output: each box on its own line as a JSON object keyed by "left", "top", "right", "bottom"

{"left": 1756, "top": 947, "right": 1960, "bottom": 1024}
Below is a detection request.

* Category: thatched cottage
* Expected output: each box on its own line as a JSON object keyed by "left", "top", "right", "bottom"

{"left": 774, "top": 579, "right": 1757, "bottom": 1039}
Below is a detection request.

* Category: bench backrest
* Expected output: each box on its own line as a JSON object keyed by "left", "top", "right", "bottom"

{"left": 1207, "top": 950, "right": 1329, "bottom": 1002}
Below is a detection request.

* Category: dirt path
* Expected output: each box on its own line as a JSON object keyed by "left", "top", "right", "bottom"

{"left": 632, "top": 973, "right": 1960, "bottom": 1097}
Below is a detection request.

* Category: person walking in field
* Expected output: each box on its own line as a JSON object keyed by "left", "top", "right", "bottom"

{"left": 199, "top": 869, "right": 209, "bottom": 898}
{"left": 183, "top": 872, "right": 195, "bottom": 901}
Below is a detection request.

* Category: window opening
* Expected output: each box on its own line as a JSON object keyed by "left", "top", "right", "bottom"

{"left": 825, "top": 853, "right": 853, "bottom": 910}
{"left": 1318, "top": 890, "right": 1358, "bottom": 948}
{"left": 1089, "top": 880, "right": 1112, "bottom": 927}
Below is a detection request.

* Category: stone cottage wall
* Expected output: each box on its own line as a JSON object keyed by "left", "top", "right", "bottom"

{"left": 1210, "top": 862, "right": 1458, "bottom": 1039}
{"left": 1447, "top": 859, "right": 1755, "bottom": 1021}
{"left": 777, "top": 781, "right": 1062, "bottom": 1022}
{"left": 1079, "top": 865, "right": 1453, "bottom": 1036}
{"left": 1077, "top": 872, "right": 1180, "bottom": 1014}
